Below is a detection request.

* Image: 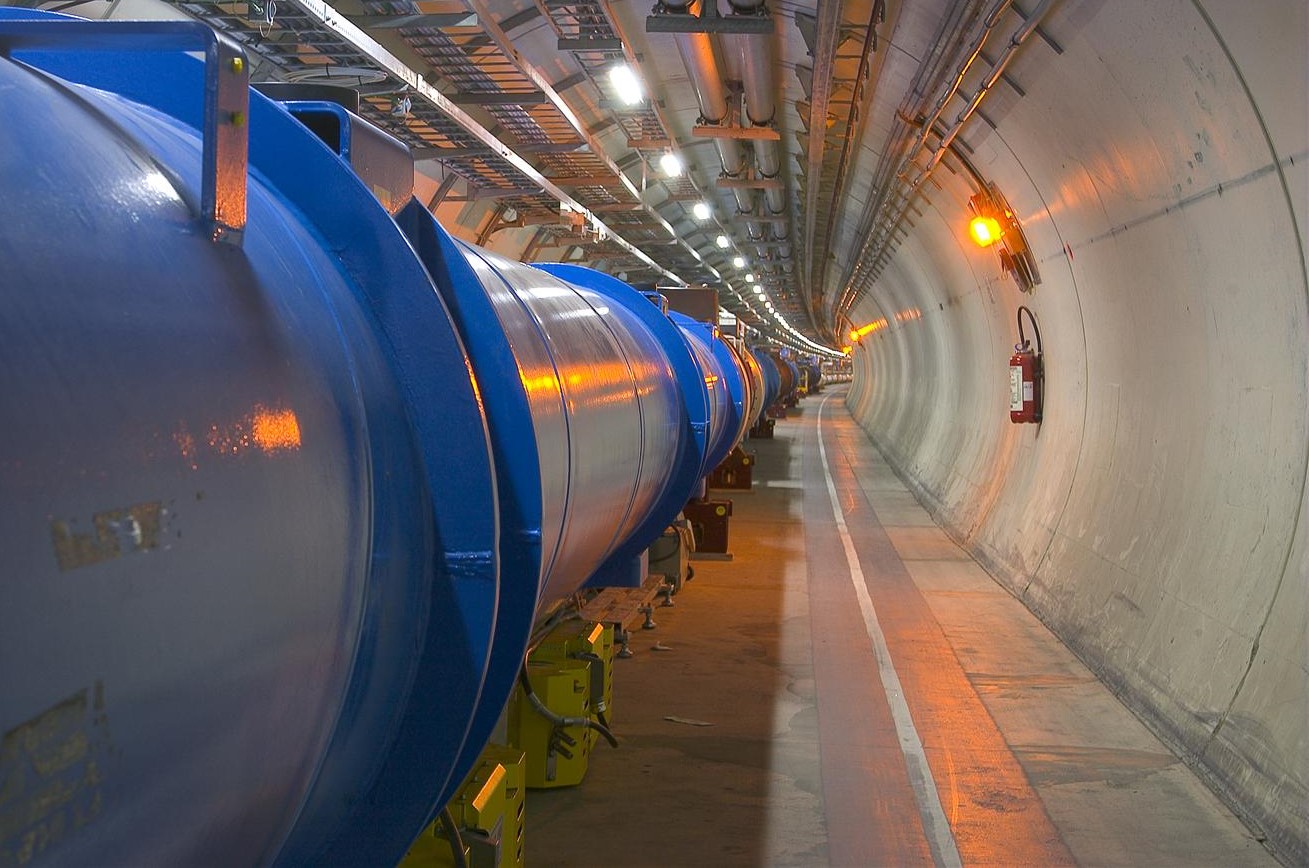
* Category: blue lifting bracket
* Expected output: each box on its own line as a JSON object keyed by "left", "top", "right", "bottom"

{"left": 0, "top": 18, "right": 249, "bottom": 245}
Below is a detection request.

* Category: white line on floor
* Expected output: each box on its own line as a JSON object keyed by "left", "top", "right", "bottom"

{"left": 815, "top": 395, "right": 963, "bottom": 868}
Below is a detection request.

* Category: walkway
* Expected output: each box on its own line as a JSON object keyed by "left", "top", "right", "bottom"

{"left": 525, "top": 392, "right": 1273, "bottom": 867}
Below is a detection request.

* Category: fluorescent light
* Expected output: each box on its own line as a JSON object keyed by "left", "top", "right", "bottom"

{"left": 608, "top": 64, "right": 643, "bottom": 106}
{"left": 692, "top": 201, "right": 711, "bottom": 220}
{"left": 659, "top": 152, "right": 683, "bottom": 177}
{"left": 753, "top": 287, "right": 764, "bottom": 296}
{"left": 716, "top": 234, "right": 730, "bottom": 249}
{"left": 732, "top": 256, "right": 745, "bottom": 269}
{"left": 745, "top": 273, "right": 755, "bottom": 283}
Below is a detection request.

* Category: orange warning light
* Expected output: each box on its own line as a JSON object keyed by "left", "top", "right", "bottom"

{"left": 969, "top": 215, "right": 1003, "bottom": 247}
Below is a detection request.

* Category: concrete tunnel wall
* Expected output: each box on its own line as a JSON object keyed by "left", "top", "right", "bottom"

{"left": 843, "top": 0, "right": 1307, "bottom": 862}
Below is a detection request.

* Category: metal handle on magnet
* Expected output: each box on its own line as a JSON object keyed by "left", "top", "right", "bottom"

{"left": 0, "top": 19, "right": 249, "bottom": 245}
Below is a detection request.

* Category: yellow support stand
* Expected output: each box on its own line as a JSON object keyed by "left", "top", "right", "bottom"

{"left": 399, "top": 745, "right": 526, "bottom": 868}
{"left": 509, "top": 660, "right": 591, "bottom": 788}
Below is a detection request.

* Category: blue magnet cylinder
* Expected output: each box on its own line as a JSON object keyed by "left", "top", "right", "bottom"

{"left": 0, "top": 14, "right": 501, "bottom": 867}
{"left": 754, "top": 346, "right": 783, "bottom": 410}
{"left": 0, "top": 13, "right": 719, "bottom": 867}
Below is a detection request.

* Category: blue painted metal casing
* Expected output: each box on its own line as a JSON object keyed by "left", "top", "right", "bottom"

{"left": 394, "top": 228, "right": 702, "bottom": 788}
{"left": 710, "top": 335, "right": 750, "bottom": 449}
{"left": 274, "top": 100, "right": 415, "bottom": 215}
{"left": 532, "top": 264, "right": 709, "bottom": 556}
{"left": 0, "top": 14, "right": 500, "bottom": 866}
{"left": 753, "top": 347, "right": 783, "bottom": 410}
{"left": 670, "top": 312, "right": 737, "bottom": 475}
{"left": 736, "top": 341, "right": 767, "bottom": 429}
{"left": 0, "top": 12, "right": 730, "bottom": 867}
{"left": 785, "top": 359, "right": 802, "bottom": 397}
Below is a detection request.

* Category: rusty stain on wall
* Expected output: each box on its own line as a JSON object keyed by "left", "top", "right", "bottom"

{"left": 0, "top": 683, "right": 110, "bottom": 866}
{"left": 50, "top": 502, "right": 166, "bottom": 573}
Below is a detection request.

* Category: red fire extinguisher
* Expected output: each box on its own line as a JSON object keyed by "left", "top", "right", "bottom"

{"left": 1009, "top": 305, "right": 1043, "bottom": 424}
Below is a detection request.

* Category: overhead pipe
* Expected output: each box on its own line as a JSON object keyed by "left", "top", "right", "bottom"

{"left": 725, "top": 0, "right": 791, "bottom": 262}
{"left": 727, "top": 0, "right": 783, "bottom": 215}
{"left": 661, "top": 0, "right": 754, "bottom": 216}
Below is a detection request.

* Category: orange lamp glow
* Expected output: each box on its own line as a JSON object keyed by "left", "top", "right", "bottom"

{"left": 969, "top": 215, "right": 1003, "bottom": 247}
{"left": 849, "top": 319, "right": 887, "bottom": 343}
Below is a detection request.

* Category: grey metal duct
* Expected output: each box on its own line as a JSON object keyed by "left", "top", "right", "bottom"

{"left": 663, "top": 0, "right": 754, "bottom": 215}
{"left": 727, "top": 0, "right": 786, "bottom": 220}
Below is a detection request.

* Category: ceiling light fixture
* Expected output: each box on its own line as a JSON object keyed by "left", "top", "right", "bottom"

{"left": 692, "top": 201, "right": 711, "bottom": 220}
{"left": 659, "top": 152, "right": 683, "bottom": 177}
{"left": 607, "top": 64, "right": 643, "bottom": 106}
{"left": 745, "top": 273, "right": 755, "bottom": 283}
{"left": 716, "top": 234, "right": 730, "bottom": 249}
{"left": 732, "top": 255, "right": 745, "bottom": 269}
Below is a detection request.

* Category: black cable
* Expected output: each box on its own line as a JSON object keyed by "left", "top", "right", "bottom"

{"left": 590, "top": 719, "right": 620, "bottom": 749}
{"left": 1016, "top": 305, "right": 1042, "bottom": 355}
{"left": 439, "top": 806, "right": 467, "bottom": 868}
{"left": 518, "top": 662, "right": 619, "bottom": 748}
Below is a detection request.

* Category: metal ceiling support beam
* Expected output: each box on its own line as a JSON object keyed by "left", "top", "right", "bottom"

{"left": 279, "top": 0, "right": 683, "bottom": 282}
{"left": 414, "top": 146, "right": 491, "bottom": 161}
{"left": 691, "top": 123, "right": 780, "bottom": 141}
{"left": 349, "top": 13, "right": 477, "bottom": 29}
{"left": 550, "top": 174, "right": 623, "bottom": 186}
{"left": 552, "top": 70, "right": 588, "bottom": 91}
{"left": 449, "top": 186, "right": 546, "bottom": 201}
{"left": 557, "top": 36, "right": 622, "bottom": 51}
{"left": 449, "top": 91, "right": 549, "bottom": 105}
{"left": 646, "top": 8, "right": 773, "bottom": 35}
{"left": 626, "top": 137, "right": 674, "bottom": 150}
{"left": 499, "top": 6, "right": 542, "bottom": 33}
{"left": 426, "top": 172, "right": 461, "bottom": 212}
{"left": 521, "top": 141, "right": 588, "bottom": 154}
{"left": 520, "top": 226, "right": 551, "bottom": 261}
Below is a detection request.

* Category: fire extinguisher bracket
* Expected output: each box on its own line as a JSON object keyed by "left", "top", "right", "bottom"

{"left": 1010, "top": 306, "right": 1044, "bottom": 424}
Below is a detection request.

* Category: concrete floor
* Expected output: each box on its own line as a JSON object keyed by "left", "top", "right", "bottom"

{"left": 524, "top": 392, "right": 1276, "bottom": 867}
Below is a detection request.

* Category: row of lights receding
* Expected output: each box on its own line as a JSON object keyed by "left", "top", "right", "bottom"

{"left": 608, "top": 63, "right": 687, "bottom": 179}
{"left": 609, "top": 63, "right": 761, "bottom": 291}
{"left": 608, "top": 63, "right": 841, "bottom": 358}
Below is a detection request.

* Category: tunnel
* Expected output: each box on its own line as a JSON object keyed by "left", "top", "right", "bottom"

{"left": 0, "top": 0, "right": 1304, "bottom": 865}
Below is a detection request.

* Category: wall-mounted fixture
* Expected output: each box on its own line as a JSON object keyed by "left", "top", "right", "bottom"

{"left": 848, "top": 319, "right": 888, "bottom": 343}
{"left": 969, "top": 183, "right": 1040, "bottom": 292}
{"left": 968, "top": 214, "right": 1003, "bottom": 247}
{"left": 1009, "top": 305, "right": 1043, "bottom": 424}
